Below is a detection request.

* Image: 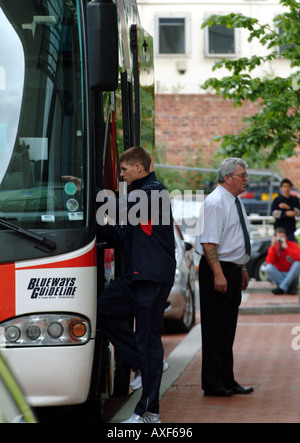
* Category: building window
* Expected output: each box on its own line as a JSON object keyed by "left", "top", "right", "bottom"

{"left": 205, "top": 24, "right": 237, "bottom": 56}
{"left": 158, "top": 17, "right": 186, "bottom": 54}
{"left": 278, "top": 26, "right": 296, "bottom": 55}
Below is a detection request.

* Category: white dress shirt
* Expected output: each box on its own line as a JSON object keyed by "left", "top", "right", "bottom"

{"left": 195, "top": 184, "right": 250, "bottom": 265}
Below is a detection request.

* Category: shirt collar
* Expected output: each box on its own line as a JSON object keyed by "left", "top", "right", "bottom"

{"left": 219, "top": 184, "right": 236, "bottom": 204}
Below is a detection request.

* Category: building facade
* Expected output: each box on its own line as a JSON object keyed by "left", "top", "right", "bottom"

{"left": 137, "top": 0, "right": 300, "bottom": 186}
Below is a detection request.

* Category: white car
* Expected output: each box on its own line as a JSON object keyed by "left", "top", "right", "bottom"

{"left": 163, "top": 224, "right": 197, "bottom": 333}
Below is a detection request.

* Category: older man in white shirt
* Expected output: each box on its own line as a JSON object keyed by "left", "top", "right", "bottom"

{"left": 196, "top": 158, "right": 254, "bottom": 397}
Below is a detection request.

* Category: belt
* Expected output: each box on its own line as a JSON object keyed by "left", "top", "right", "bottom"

{"left": 220, "top": 261, "right": 243, "bottom": 270}
{"left": 202, "top": 257, "right": 243, "bottom": 271}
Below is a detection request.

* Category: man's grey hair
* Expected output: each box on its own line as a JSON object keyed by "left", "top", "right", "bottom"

{"left": 217, "top": 158, "right": 248, "bottom": 183}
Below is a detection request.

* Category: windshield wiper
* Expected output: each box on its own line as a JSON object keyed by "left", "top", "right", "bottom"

{"left": 0, "top": 218, "right": 56, "bottom": 251}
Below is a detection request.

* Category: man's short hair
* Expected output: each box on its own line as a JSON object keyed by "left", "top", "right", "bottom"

{"left": 119, "top": 146, "right": 152, "bottom": 172}
{"left": 217, "top": 158, "right": 248, "bottom": 184}
{"left": 280, "top": 178, "right": 293, "bottom": 187}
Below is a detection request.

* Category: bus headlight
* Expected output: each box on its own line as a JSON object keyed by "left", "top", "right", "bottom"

{"left": 26, "top": 325, "right": 41, "bottom": 341}
{"left": 0, "top": 314, "right": 91, "bottom": 347}
{"left": 47, "top": 322, "right": 64, "bottom": 339}
{"left": 5, "top": 326, "right": 21, "bottom": 343}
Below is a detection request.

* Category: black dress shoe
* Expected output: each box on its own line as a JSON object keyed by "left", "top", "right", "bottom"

{"left": 272, "top": 287, "right": 284, "bottom": 295}
{"left": 231, "top": 385, "right": 254, "bottom": 395}
{"left": 204, "top": 388, "right": 233, "bottom": 397}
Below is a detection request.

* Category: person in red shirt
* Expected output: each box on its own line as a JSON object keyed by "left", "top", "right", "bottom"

{"left": 266, "top": 227, "right": 300, "bottom": 294}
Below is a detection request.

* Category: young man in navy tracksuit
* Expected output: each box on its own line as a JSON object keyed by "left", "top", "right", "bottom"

{"left": 97, "top": 146, "right": 176, "bottom": 423}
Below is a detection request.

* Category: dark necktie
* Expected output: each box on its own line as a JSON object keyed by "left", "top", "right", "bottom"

{"left": 235, "top": 197, "right": 251, "bottom": 256}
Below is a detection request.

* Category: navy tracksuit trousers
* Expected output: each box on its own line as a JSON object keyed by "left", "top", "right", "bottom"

{"left": 98, "top": 276, "right": 171, "bottom": 415}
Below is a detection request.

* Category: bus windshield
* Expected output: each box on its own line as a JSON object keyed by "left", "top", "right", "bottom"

{"left": 0, "top": 0, "right": 85, "bottom": 230}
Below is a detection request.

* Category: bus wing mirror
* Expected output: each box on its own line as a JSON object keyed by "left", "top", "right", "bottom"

{"left": 87, "top": 0, "right": 119, "bottom": 91}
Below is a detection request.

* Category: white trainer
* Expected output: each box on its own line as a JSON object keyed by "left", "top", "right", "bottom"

{"left": 130, "top": 371, "right": 142, "bottom": 391}
{"left": 162, "top": 361, "right": 169, "bottom": 372}
{"left": 121, "top": 413, "right": 143, "bottom": 423}
{"left": 141, "top": 412, "right": 161, "bottom": 423}
{"left": 121, "top": 412, "right": 161, "bottom": 424}
{"left": 130, "top": 361, "right": 169, "bottom": 391}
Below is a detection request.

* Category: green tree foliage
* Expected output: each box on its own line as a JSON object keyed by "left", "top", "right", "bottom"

{"left": 201, "top": 0, "right": 300, "bottom": 165}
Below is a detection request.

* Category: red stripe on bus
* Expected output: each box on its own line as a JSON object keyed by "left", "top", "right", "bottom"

{"left": 0, "top": 263, "right": 15, "bottom": 322}
{"left": 17, "top": 245, "right": 97, "bottom": 271}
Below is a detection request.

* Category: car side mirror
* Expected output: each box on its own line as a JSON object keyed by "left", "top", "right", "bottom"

{"left": 184, "top": 242, "right": 193, "bottom": 251}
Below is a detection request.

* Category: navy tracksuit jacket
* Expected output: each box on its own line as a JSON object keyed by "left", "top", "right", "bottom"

{"left": 97, "top": 171, "right": 176, "bottom": 415}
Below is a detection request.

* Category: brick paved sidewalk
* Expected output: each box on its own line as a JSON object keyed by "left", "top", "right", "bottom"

{"left": 159, "top": 282, "right": 300, "bottom": 423}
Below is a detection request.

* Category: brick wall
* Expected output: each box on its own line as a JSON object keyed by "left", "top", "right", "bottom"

{"left": 155, "top": 94, "right": 300, "bottom": 189}
{"left": 279, "top": 149, "right": 300, "bottom": 189}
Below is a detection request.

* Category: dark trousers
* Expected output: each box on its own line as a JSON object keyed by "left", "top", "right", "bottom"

{"left": 199, "top": 257, "right": 242, "bottom": 391}
{"left": 98, "top": 276, "right": 171, "bottom": 415}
